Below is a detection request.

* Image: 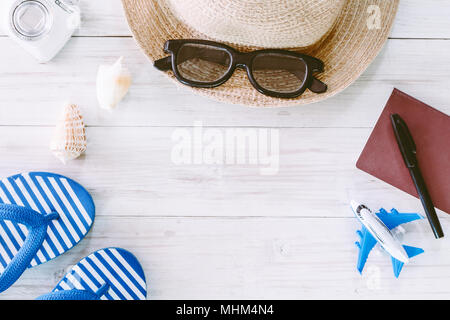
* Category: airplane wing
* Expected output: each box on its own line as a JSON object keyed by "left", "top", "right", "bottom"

{"left": 376, "top": 208, "right": 423, "bottom": 230}
{"left": 355, "top": 226, "right": 377, "bottom": 274}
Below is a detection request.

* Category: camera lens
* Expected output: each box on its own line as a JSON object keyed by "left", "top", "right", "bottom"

{"left": 12, "top": 1, "right": 52, "bottom": 40}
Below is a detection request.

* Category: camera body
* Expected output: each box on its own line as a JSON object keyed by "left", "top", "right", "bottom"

{"left": 1, "top": 0, "right": 80, "bottom": 62}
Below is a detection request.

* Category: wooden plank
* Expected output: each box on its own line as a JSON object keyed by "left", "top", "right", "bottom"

{"left": 0, "top": 38, "right": 449, "bottom": 127}
{"left": 1, "top": 0, "right": 449, "bottom": 38}
{"left": 391, "top": 0, "right": 450, "bottom": 39}
{"left": 75, "top": 0, "right": 130, "bottom": 37}
{"left": 0, "top": 126, "right": 443, "bottom": 219}
{"left": 2, "top": 215, "right": 450, "bottom": 299}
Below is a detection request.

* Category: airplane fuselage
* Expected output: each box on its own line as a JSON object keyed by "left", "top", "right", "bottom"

{"left": 351, "top": 201, "right": 409, "bottom": 264}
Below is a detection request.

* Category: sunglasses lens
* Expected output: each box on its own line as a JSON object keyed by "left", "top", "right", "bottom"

{"left": 251, "top": 53, "right": 307, "bottom": 94}
{"left": 176, "top": 43, "right": 232, "bottom": 83}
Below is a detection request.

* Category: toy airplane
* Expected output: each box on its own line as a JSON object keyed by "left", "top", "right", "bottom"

{"left": 351, "top": 200, "right": 424, "bottom": 278}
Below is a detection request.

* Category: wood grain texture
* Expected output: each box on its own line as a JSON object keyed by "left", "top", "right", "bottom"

{"left": 0, "top": 0, "right": 449, "bottom": 300}
{"left": 0, "top": 38, "right": 449, "bottom": 127}
{"left": 3, "top": 216, "right": 450, "bottom": 300}
{"left": 0, "top": 126, "right": 445, "bottom": 219}
{"left": 390, "top": 0, "right": 450, "bottom": 39}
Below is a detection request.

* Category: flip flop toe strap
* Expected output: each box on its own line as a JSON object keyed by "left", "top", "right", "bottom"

{"left": 37, "top": 283, "right": 110, "bottom": 300}
{"left": 0, "top": 203, "right": 59, "bottom": 293}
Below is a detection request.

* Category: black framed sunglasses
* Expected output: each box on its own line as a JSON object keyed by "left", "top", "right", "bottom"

{"left": 154, "top": 39, "right": 327, "bottom": 99}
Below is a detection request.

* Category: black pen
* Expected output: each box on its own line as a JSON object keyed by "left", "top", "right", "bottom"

{"left": 391, "top": 114, "right": 444, "bottom": 239}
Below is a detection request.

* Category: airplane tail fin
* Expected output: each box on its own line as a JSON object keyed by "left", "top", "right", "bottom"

{"left": 391, "top": 245, "right": 424, "bottom": 278}
{"left": 391, "top": 257, "right": 404, "bottom": 278}
{"left": 403, "top": 245, "right": 424, "bottom": 258}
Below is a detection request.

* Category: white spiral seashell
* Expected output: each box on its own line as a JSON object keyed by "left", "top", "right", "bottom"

{"left": 50, "top": 103, "right": 87, "bottom": 164}
{"left": 96, "top": 56, "right": 132, "bottom": 110}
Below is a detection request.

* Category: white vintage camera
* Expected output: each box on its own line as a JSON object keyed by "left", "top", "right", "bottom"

{"left": 1, "top": 0, "right": 80, "bottom": 62}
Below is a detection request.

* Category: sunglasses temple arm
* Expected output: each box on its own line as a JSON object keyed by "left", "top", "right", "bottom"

{"left": 309, "top": 76, "right": 327, "bottom": 93}
{"left": 154, "top": 56, "right": 172, "bottom": 71}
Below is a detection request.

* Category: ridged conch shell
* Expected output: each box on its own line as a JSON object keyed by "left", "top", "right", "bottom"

{"left": 96, "top": 56, "right": 132, "bottom": 110}
{"left": 50, "top": 104, "right": 87, "bottom": 164}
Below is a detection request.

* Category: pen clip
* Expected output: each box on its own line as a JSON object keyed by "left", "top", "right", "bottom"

{"left": 391, "top": 114, "right": 417, "bottom": 168}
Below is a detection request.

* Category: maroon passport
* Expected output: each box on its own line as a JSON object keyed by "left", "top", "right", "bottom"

{"left": 356, "top": 89, "right": 450, "bottom": 214}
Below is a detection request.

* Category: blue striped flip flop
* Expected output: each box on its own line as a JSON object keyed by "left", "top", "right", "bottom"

{"left": 37, "top": 248, "right": 147, "bottom": 300}
{"left": 0, "top": 172, "right": 95, "bottom": 293}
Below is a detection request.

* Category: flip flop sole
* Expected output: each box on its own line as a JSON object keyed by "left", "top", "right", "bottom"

{"left": 53, "top": 247, "right": 147, "bottom": 300}
{"left": 0, "top": 172, "right": 95, "bottom": 271}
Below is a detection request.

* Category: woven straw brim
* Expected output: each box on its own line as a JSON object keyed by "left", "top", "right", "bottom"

{"left": 121, "top": 0, "right": 399, "bottom": 107}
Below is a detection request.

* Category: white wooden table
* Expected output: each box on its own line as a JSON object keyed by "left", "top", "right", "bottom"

{"left": 0, "top": 0, "right": 450, "bottom": 300}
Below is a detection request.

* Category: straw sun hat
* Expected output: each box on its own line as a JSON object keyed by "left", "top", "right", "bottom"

{"left": 121, "top": 0, "right": 399, "bottom": 107}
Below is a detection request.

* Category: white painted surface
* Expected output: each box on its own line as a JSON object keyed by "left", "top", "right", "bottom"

{"left": 0, "top": 0, "right": 449, "bottom": 299}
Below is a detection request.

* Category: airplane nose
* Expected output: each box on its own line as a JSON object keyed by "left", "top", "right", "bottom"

{"left": 350, "top": 200, "right": 360, "bottom": 212}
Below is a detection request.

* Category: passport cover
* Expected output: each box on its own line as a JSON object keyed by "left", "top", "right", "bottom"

{"left": 356, "top": 88, "right": 450, "bottom": 214}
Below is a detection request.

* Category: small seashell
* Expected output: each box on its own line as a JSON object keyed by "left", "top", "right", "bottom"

{"left": 50, "top": 103, "right": 87, "bottom": 164}
{"left": 96, "top": 56, "right": 132, "bottom": 110}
